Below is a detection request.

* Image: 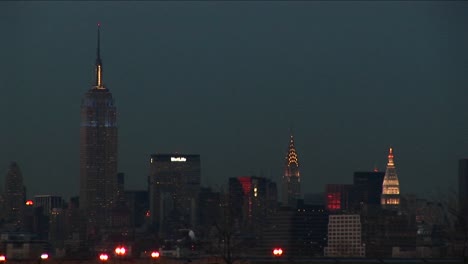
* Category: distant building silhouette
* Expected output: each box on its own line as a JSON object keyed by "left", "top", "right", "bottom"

{"left": 282, "top": 134, "right": 301, "bottom": 207}
{"left": 351, "top": 170, "right": 385, "bottom": 210}
{"left": 34, "top": 195, "right": 64, "bottom": 215}
{"left": 458, "top": 159, "right": 468, "bottom": 215}
{"left": 79, "top": 24, "right": 118, "bottom": 235}
{"left": 381, "top": 148, "right": 401, "bottom": 210}
{"left": 4, "top": 162, "right": 26, "bottom": 227}
{"left": 148, "top": 154, "right": 201, "bottom": 238}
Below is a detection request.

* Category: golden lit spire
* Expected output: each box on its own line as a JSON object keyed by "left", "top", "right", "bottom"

{"left": 287, "top": 134, "right": 299, "bottom": 167}
{"left": 387, "top": 147, "right": 394, "bottom": 166}
{"left": 95, "top": 23, "right": 104, "bottom": 89}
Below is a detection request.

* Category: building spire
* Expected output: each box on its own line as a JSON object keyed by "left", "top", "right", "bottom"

{"left": 95, "top": 23, "right": 104, "bottom": 89}
{"left": 387, "top": 147, "right": 394, "bottom": 166}
{"left": 286, "top": 133, "right": 299, "bottom": 168}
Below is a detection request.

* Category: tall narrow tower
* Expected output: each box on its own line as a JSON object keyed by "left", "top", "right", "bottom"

{"left": 381, "top": 148, "right": 400, "bottom": 210}
{"left": 282, "top": 134, "right": 301, "bottom": 207}
{"left": 80, "top": 24, "right": 118, "bottom": 233}
{"left": 4, "top": 162, "right": 26, "bottom": 225}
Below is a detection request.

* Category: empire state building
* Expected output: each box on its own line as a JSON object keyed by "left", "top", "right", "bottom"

{"left": 80, "top": 24, "right": 118, "bottom": 231}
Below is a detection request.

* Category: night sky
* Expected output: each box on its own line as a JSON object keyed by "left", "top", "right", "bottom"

{"left": 1, "top": 2, "right": 468, "bottom": 200}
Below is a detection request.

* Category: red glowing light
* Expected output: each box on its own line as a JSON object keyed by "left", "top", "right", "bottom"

{"left": 0, "top": 255, "right": 6, "bottom": 262}
{"left": 151, "top": 251, "right": 160, "bottom": 258}
{"left": 273, "top": 248, "right": 283, "bottom": 256}
{"left": 26, "top": 200, "right": 34, "bottom": 206}
{"left": 115, "top": 246, "right": 126, "bottom": 256}
{"left": 99, "top": 254, "right": 109, "bottom": 261}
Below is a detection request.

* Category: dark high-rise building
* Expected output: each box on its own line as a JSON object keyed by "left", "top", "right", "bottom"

{"left": 282, "top": 134, "right": 301, "bottom": 207}
{"left": 79, "top": 24, "right": 118, "bottom": 232}
{"left": 459, "top": 159, "right": 468, "bottom": 214}
{"left": 381, "top": 148, "right": 400, "bottom": 210}
{"left": 125, "top": 190, "right": 149, "bottom": 229}
{"left": 148, "top": 154, "right": 201, "bottom": 238}
{"left": 352, "top": 171, "right": 385, "bottom": 208}
{"left": 4, "top": 162, "right": 26, "bottom": 225}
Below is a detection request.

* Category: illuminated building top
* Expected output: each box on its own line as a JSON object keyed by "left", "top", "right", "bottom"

{"left": 381, "top": 147, "right": 400, "bottom": 208}
{"left": 284, "top": 134, "right": 300, "bottom": 177}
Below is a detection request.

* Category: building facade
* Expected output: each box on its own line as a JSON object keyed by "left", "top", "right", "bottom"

{"left": 228, "top": 176, "right": 277, "bottom": 238}
{"left": 282, "top": 134, "right": 301, "bottom": 207}
{"left": 324, "top": 214, "right": 365, "bottom": 257}
{"left": 79, "top": 25, "right": 118, "bottom": 233}
{"left": 33, "top": 195, "right": 64, "bottom": 215}
{"left": 148, "top": 154, "right": 201, "bottom": 238}
{"left": 381, "top": 148, "right": 400, "bottom": 210}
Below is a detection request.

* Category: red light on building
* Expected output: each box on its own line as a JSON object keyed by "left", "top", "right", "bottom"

{"left": 326, "top": 192, "right": 341, "bottom": 210}
{"left": 26, "top": 200, "right": 34, "bottom": 206}
{"left": 151, "top": 251, "right": 160, "bottom": 258}
{"left": 239, "top": 177, "right": 252, "bottom": 195}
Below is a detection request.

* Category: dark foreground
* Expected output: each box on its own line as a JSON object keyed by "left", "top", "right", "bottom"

{"left": 1, "top": 257, "right": 465, "bottom": 264}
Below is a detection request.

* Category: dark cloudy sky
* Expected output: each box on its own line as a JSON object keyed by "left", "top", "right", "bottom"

{"left": 1, "top": 1, "right": 468, "bottom": 200}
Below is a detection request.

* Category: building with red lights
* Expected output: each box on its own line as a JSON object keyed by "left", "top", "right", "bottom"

{"left": 325, "top": 184, "right": 352, "bottom": 212}
{"left": 228, "top": 176, "right": 277, "bottom": 239}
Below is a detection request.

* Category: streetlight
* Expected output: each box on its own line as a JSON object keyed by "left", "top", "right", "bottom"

{"left": 115, "top": 246, "right": 126, "bottom": 264}
{"left": 272, "top": 248, "right": 283, "bottom": 257}
{"left": 99, "top": 253, "right": 109, "bottom": 262}
{"left": 38, "top": 253, "right": 48, "bottom": 264}
{"left": 115, "top": 247, "right": 126, "bottom": 256}
{"left": 150, "top": 251, "right": 160, "bottom": 259}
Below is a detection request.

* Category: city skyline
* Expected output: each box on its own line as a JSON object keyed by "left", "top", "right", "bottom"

{"left": 1, "top": 2, "right": 468, "bottom": 200}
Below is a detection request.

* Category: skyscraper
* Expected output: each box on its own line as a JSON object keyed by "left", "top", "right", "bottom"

{"left": 282, "top": 134, "right": 301, "bottom": 207}
{"left": 148, "top": 154, "right": 201, "bottom": 238}
{"left": 79, "top": 24, "right": 118, "bottom": 232}
{"left": 381, "top": 148, "right": 400, "bottom": 210}
{"left": 4, "top": 162, "right": 26, "bottom": 225}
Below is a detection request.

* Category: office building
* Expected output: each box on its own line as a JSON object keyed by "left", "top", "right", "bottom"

{"left": 148, "top": 154, "right": 201, "bottom": 238}
{"left": 324, "top": 214, "right": 365, "bottom": 257}
{"left": 4, "top": 162, "right": 26, "bottom": 226}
